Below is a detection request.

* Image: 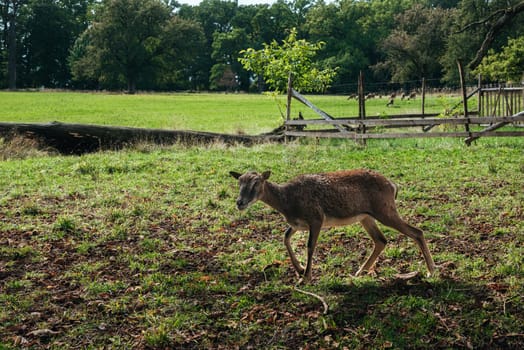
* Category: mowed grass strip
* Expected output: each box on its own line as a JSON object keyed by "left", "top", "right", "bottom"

{"left": 0, "top": 91, "right": 466, "bottom": 134}
{"left": 0, "top": 92, "right": 282, "bottom": 133}
{"left": 0, "top": 137, "right": 522, "bottom": 349}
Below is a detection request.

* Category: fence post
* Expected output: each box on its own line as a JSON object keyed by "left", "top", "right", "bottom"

{"left": 478, "top": 74, "right": 483, "bottom": 116}
{"left": 286, "top": 73, "right": 292, "bottom": 122}
{"left": 358, "top": 71, "right": 366, "bottom": 144}
{"left": 285, "top": 73, "right": 293, "bottom": 143}
{"left": 421, "top": 77, "right": 426, "bottom": 116}
{"left": 457, "top": 60, "right": 471, "bottom": 137}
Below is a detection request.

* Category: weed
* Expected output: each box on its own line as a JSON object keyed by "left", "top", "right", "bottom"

{"left": 0, "top": 245, "right": 35, "bottom": 259}
{"left": 21, "top": 204, "right": 42, "bottom": 216}
{"left": 73, "top": 160, "right": 99, "bottom": 177}
{"left": 86, "top": 280, "right": 128, "bottom": 297}
{"left": 144, "top": 322, "right": 172, "bottom": 347}
{"left": 5, "top": 279, "right": 33, "bottom": 290}
{"left": 0, "top": 135, "right": 51, "bottom": 160}
{"left": 53, "top": 215, "right": 78, "bottom": 234}
{"left": 76, "top": 241, "right": 96, "bottom": 255}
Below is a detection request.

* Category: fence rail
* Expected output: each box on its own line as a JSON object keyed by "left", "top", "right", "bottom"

{"left": 285, "top": 130, "right": 523, "bottom": 140}
{"left": 285, "top": 115, "right": 522, "bottom": 128}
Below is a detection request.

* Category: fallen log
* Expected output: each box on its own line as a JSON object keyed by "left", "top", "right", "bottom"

{"left": 0, "top": 121, "right": 285, "bottom": 155}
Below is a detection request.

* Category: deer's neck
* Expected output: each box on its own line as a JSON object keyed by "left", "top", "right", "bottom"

{"left": 260, "top": 181, "right": 288, "bottom": 214}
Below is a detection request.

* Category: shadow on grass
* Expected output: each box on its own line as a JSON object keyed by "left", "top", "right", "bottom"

{"left": 323, "top": 275, "right": 522, "bottom": 349}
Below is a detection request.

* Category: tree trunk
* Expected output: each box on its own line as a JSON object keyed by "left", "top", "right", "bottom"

{"left": 127, "top": 75, "right": 136, "bottom": 94}
{"left": 7, "top": 5, "right": 17, "bottom": 90}
{"left": 0, "top": 121, "right": 285, "bottom": 154}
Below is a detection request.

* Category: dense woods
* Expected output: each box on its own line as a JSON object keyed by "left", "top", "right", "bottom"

{"left": 1, "top": 0, "right": 523, "bottom": 93}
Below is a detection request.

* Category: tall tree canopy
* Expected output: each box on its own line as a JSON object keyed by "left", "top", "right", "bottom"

{"left": 21, "top": 0, "right": 75, "bottom": 87}
{"left": 1, "top": 0, "right": 523, "bottom": 91}
{"left": 376, "top": 4, "right": 454, "bottom": 82}
{"left": 69, "top": 0, "right": 204, "bottom": 92}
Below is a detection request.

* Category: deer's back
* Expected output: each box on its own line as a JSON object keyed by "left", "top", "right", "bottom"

{"left": 282, "top": 169, "right": 396, "bottom": 219}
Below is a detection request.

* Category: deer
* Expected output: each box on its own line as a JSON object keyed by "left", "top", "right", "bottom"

{"left": 229, "top": 170, "right": 436, "bottom": 283}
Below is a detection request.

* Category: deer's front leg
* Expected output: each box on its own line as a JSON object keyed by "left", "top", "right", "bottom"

{"left": 303, "top": 222, "right": 322, "bottom": 283}
{"left": 284, "top": 227, "right": 304, "bottom": 275}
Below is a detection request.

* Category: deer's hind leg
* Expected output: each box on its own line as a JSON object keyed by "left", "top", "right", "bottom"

{"left": 374, "top": 210, "right": 436, "bottom": 276}
{"left": 355, "top": 216, "right": 387, "bottom": 276}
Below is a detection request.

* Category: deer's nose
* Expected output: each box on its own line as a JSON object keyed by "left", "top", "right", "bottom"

{"left": 236, "top": 198, "right": 247, "bottom": 210}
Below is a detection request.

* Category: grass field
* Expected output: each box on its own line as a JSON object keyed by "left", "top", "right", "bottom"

{"left": 0, "top": 92, "right": 522, "bottom": 349}
{"left": 0, "top": 91, "right": 466, "bottom": 134}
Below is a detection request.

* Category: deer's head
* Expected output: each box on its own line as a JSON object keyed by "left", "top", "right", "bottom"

{"left": 229, "top": 170, "right": 271, "bottom": 210}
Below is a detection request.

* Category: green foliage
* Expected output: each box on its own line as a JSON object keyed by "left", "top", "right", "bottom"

{"left": 211, "top": 28, "right": 249, "bottom": 90}
{"left": 22, "top": 0, "right": 76, "bottom": 87}
{"left": 70, "top": 0, "right": 170, "bottom": 92}
{"left": 3, "top": 0, "right": 524, "bottom": 91}
{"left": 474, "top": 36, "right": 524, "bottom": 83}
{"left": 441, "top": 0, "right": 524, "bottom": 84}
{"left": 239, "top": 28, "right": 337, "bottom": 93}
{"left": 377, "top": 4, "right": 455, "bottom": 81}
{"left": 306, "top": 0, "right": 414, "bottom": 86}
{"left": 68, "top": 0, "right": 205, "bottom": 92}
{"left": 209, "top": 63, "right": 237, "bottom": 91}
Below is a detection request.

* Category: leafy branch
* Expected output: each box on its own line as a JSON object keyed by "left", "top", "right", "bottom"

{"left": 238, "top": 28, "right": 337, "bottom": 94}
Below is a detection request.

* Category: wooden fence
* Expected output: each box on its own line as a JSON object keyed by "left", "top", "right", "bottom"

{"left": 479, "top": 84, "right": 523, "bottom": 117}
{"left": 284, "top": 71, "right": 524, "bottom": 145}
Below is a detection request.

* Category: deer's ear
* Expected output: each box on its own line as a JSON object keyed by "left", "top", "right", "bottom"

{"left": 229, "top": 171, "right": 242, "bottom": 179}
{"left": 262, "top": 171, "right": 271, "bottom": 180}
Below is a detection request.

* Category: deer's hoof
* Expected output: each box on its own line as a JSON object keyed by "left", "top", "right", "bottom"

{"left": 426, "top": 266, "right": 440, "bottom": 278}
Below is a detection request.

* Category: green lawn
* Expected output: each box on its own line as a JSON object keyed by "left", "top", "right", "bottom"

{"left": 0, "top": 92, "right": 522, "bottom": 349}
{"left": 0, "top": 91, "right": 465, "bottom": 134}
{"left": 0, "top": 91, "right": 283, "bottom": 133}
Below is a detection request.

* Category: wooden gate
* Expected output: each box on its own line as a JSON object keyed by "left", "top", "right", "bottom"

{"left": 479, "top": 85, "right": 523, "bottom": 118}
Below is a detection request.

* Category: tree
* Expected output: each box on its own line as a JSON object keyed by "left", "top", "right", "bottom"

{"left": 68, "top": 29, "right": 99, "bottom": 89}
{"left": 178, "top": 0, "right": 238, "bottom": 90}
{"left": 0, "top": 0, "right": 95, "bottom": 89}
{"left": 238, "top": 28, "right": 337, "bottom": 93}
{"left": 211, "top": 28, "right": 248, "bottom": 90}
{"left": 474, "top": 35, "right": 524, "bottom": 83}
{"left": 376, "top": 4, "right": 454, "bottom": 83}
{"left": 210, "top": 63, "right": 237, "bottom": 91}
{"left": 71, "top": 0, "right": 171, "bottom": 93}
{"left": 462, "top": 1, "right": 524, "bottom": 70}
{"left": 250, "top": 2, "right": 295, "bottom": 44}
{"left": 305, "top": 1, "right": 368, "bottom": 88}
{"left": 2, "top": 0, "right": 26, "bottom": 89}
{"left": 442, "top": 0, "right": 524, "bottom": 84}
{"left": 21, "top": 0, "right": 76, "bottom": 87}
{"left": 304, "top": 0, "right": 417, "bottom": 90}
{"left": 156, "top": 16, "right": 206, "bottom": 90}
{"left": 0, "top": 2, "right": 7, "bottom": 87}
{"left": 70, "top": 0, "right": 205, "bottom": 92}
